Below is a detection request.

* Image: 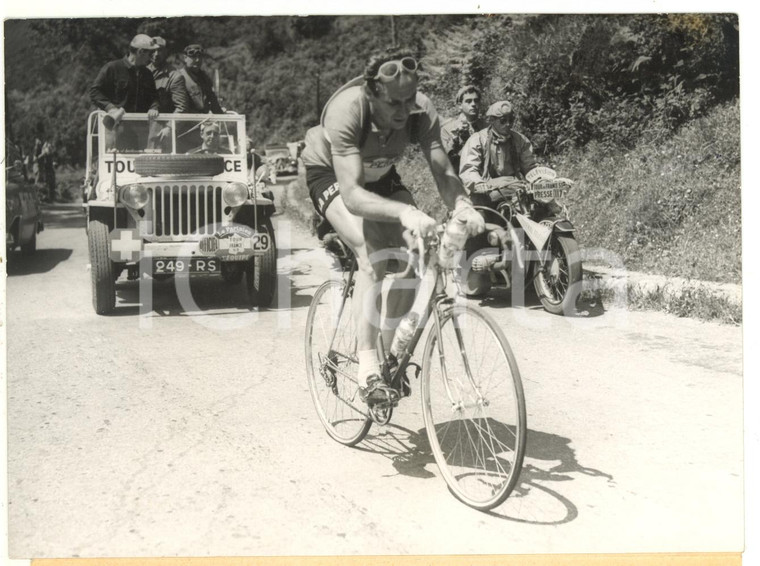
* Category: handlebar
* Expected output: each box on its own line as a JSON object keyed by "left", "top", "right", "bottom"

{"left": 385, "top": 228, "right": 432, "bottom": 280}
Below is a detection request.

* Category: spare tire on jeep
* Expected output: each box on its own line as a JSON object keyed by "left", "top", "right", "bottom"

{"left": 134, "top": 154, "right": 225, "bottom": 177}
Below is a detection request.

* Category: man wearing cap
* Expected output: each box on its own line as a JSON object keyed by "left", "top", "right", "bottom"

{"left": 459, "top": 100, "right": 539, "bottom": 194}
{"left": 89, "top": 34, "right": 160, "bottom": 118}
{"left": 148, "top": 36, "right": 189, "bottom": 113}
{"left": 440, "top": 85, "right": 487, "bottom": 172}
{"left": 177, "top": 44, "right": 223, "bottom": 114}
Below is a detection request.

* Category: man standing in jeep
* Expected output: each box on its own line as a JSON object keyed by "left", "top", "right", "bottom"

{"left": 89, "top": 34, "right": 160, "bottom": 118}
{"left": 177, "top": 44, "right": 224, "bottom": 114}
{"left": 148, "top": 36, "right": 189, "bottom": 113}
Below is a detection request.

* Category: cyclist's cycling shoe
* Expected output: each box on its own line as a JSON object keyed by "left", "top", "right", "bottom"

{"left": 322, "top": 232, "right": 350, "bottom": 259}
{"left": 358, "top": 374, "right": 400, "bottom": 406}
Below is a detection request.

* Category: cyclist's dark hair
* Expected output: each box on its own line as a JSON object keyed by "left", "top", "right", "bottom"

{"left": 363, "top": 46, "right": 418, "bottom": 96}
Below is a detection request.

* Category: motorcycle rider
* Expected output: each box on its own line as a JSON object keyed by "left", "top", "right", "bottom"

{"left": 440, "top": 85, "right": 487, "bottom": 172}
{"left": 300, "top": 47, "right": 484, "bottom": 405}
{"left": 459, "top": 100, "right": 539, "bottom": 198}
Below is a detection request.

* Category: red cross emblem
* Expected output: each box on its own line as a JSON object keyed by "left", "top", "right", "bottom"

{"left": 109, "top": 229, "right": 142, "bottom": 262}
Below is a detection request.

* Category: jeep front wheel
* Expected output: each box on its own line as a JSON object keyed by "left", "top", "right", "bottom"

{"left": 246, "top": 218, "right": 277, "bottom": 308}
{"left": 88, "top": 219, "right": 116, "bottom": 315}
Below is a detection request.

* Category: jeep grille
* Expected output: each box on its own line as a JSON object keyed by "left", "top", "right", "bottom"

{"left": 146, "top": 185, "right": 224, "bottom": 237}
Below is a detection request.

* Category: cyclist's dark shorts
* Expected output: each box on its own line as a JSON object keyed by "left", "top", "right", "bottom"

{"left": 306, "top": 165, "right": 411, "bottom": 217}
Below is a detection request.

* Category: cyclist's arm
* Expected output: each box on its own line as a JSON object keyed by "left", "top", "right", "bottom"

{"left": 334, "top": 154, "right": 413, "bottom": 222}
{"left": 422, "top": 144, "right": 470, "bottom": 209}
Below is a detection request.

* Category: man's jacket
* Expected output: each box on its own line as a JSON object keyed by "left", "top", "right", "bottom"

{"left": 459, "top": 127, "right": 538, "bottom": 192}
{"left": 150, "top": 64, "right": 190, "bottom": 113}
{"left": 440, "top": 113, "right": 487, "bottom": 172}
{"left": 179, "top": 68, "right": 223, "bottom": 114}
{"left": 89, "top": 57, "right": 159, "bottom": 113}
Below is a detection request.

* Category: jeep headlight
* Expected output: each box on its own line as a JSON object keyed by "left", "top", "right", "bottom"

{"left": 223, "top": 182, "right": 248, "bottom": 207}
{"left": 119, "top": 184, "right": 149, "bottom": 209}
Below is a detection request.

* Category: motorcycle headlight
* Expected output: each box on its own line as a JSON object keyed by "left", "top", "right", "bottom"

{"left": 119, "top": 184, "right": 149, "bottom": 209}
{"left": 223, "top": 182, "right": 249, "bottom": 207}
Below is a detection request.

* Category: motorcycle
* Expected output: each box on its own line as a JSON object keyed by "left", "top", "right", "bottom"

{"left": 459, "top": 166, "right": 583, "bottom": 315}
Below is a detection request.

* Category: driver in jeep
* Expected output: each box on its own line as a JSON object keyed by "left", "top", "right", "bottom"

{"left": 187, "top": 122, "right": 230, "bottom": 154}
{"left": 300, "top": 47, "right": 484, "bottom": 406}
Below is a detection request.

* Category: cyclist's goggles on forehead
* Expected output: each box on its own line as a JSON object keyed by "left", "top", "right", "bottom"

{"left": 374, "top": 57, "right": 418, "bottom": 82}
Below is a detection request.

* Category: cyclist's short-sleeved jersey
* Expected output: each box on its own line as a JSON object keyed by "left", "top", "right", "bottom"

{"left": 301, "top": 83, "right": 443, "bottom": 184}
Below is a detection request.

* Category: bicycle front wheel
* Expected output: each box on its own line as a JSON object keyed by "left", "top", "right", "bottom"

{"left": 305, "top": 279, "right": 372, "bottom": 446}
{"left": 421, "top": 304, "right": 527, "bottom": 510}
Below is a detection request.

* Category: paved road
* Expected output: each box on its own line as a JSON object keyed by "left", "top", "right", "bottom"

{"left": 3, "top": 197, "right": 743, "bottom": 558}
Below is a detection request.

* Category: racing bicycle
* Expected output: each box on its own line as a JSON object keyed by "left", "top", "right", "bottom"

{"left": 304, "top": 221, "right": 527, "bottom": 510}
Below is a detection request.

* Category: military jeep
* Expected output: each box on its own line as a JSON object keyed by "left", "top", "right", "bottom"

{"left": 83, "top": 111, "right": 276, "bottom": 315}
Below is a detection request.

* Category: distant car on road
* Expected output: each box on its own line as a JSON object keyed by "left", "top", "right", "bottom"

{"left": 264, "top": 144, "right": 298, "bottom": 177}
{"left": 5, "top": 139, "right": 43, "bottom": 256}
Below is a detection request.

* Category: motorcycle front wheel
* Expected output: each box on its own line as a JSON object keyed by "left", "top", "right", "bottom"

{"left": 533, "top": 234, "right": 582, "bottom": 315}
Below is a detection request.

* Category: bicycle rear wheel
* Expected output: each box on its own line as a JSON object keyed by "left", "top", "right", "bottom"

{"left": 421, "top": 304, "right": 527, "bottom": 510}
{"left": 305, "top": 279, "right": 372, "bottom": 446}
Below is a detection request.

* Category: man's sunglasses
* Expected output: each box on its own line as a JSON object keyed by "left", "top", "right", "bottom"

{"left": 185, "top": 49, "right": 203, "bottom": 57}
{"left": 374, "top": 57, "right": 418, "bottom": 82}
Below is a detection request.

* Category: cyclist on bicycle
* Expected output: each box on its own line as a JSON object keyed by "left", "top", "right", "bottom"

{"left": 301, "top": 47, "right": 484, "bottom": 405}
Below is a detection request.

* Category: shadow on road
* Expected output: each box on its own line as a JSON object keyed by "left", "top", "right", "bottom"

{"left": 103, "top": 245, "right": 320, "bottom": 316}
{"left": 355, "top": 422, "right": 612, "bottom": 525}
{"left": 476, "top": 285, "right": 606, "bottom": 318}
{"left": 5, "top": 248, "right": 73, "bottom": 276}
{"left": 42, "top": 203, "right": 87, "bottom": 229}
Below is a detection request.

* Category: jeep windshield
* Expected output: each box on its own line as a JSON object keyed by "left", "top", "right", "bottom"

{"left": 101, "top": 114, "right": 246, "bottom": 156}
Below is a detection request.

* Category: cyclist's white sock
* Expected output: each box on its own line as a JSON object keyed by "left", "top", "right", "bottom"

{"left": 357, "top": 349, "right": 380, "bottom": 387}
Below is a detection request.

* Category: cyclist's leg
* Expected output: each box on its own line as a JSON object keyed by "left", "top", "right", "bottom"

{"left": 362, "top": 187, "right": 418, "bottom": 354}
{"left": 307, "top": 166, "right": 379, "bottom": 390}
{"left": 307, "top": 164, "right": 367, "bottom": 259}
{"left": 324, "top": 195, "right": 365, "bottom": 256}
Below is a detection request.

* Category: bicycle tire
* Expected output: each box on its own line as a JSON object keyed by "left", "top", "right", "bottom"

{"left": 305, "top": 279, "right": 372, "bottom": 446}
{"left": 421, "top": 303, "right": 527, "bottom": 510}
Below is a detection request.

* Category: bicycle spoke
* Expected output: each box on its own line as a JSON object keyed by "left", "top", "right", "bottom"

{"left": 306, "top": 280, "right": 372, "bottom": 446}
{"left": 422, "top": 304, "right": 526, "bottom": 510}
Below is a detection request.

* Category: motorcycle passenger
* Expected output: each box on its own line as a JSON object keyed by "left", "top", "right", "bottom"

{"left": 459, "top": 100, "right": 539, "bottom": 199}
{"left": 440, "top": 85, "right": 487, "bottom": 172}
{"left": 300, "top": 47, "right": 484, "bottom": 405}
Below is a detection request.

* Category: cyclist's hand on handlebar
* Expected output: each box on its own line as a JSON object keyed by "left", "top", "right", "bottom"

{"left": 454, "top": 198, "right": 486, "bottom": 237}
{"left": 400, "top": 206, "right": 438, "bottom": 240}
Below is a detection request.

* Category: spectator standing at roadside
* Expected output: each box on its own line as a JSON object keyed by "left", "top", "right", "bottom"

{"left": 148, "top": 36, "right": 189, "bottom": 113}
{"left": 40, "top": 140, "right": 56, "bottom": 201}
{"left": 32, "top": 138, "right": 43, "bottom": 185}
{"left": 89, "top": 34, "right": 160, "bottom": 118}
{"left": 440, "top": 85, "right": 487, "bottom": 172}
{"left": 177, "top": 44, "right": 224, "bottom": 114}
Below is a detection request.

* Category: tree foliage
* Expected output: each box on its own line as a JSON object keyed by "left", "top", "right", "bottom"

{"left": 4, "top": 14, "right": 739, "bottom": 167}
